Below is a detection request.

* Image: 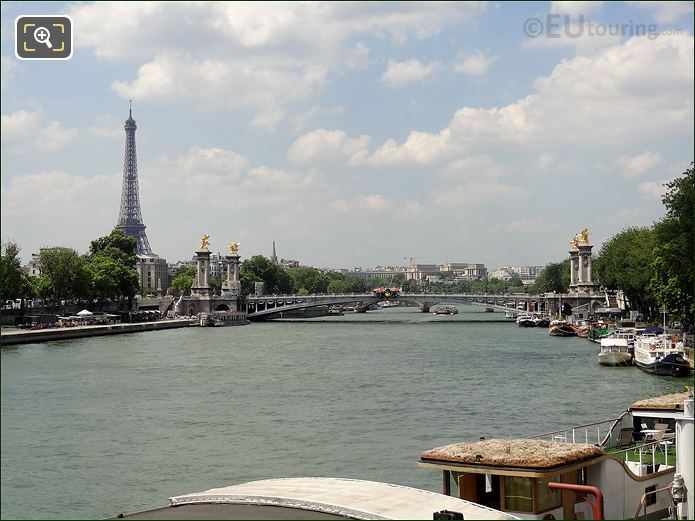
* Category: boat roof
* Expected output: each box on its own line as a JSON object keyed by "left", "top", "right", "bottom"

{"left": 629, "top": 392, "right": 691, "bottom": 412}
{"left": 420, "top": 439, "right": 603, "bottom": 472}
{"left": 123, "top": 478, "right": 518, "bottom": 520}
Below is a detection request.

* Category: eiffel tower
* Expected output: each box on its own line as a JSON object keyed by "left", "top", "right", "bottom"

{"left": 116, "top": 102, "right": 153, "bottom": 255}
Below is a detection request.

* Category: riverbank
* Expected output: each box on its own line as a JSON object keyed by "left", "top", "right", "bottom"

{"left": 1, "top": 318, "right": 197, "bottom": 346}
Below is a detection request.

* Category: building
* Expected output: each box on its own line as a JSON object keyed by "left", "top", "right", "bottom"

{"left": 489, "top": 266, "right": 543, "bottom": 284}
{"left": 512, "top": 266, "right": 543, "bottom": 284}
{"left": 168, "top": 260, "right": 195, "bottom": 280}
{"left": 23, "top": 253, "right": 41, "bottom": 277}
{"left": 439, "top": 263, "right": 488, "bottom": 280}
{"left": 405, "top": 264, "right": 439, "bottom": 282}
{"left": 488, "top": 267, "right": 517, "bottom": 281}
{"left": 208, "top": 253, "right": 229, "bottom": 279}
{"left": 136, "top": 254, "right": 169, "bottom": 295}
{"left": 280, "top": 258, "right": 300, "bottom": 269}
{"left": 344, "top": 268, "right": 403, "bottom": 281}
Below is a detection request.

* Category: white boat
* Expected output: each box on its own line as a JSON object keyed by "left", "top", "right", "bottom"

{"left": 633, "top": 334, "right": 691, "bottom": 376}
{"left": 532, "top": 313, "right": 550, "bottom": 328}
{"left": 115, "top": 477, "right": 518, "bottom": 520}
{"left": 516, "top": 314, "right": 535, "bottom": 327}
{"left": 433, "top": 305, "right": 458, "bottom": 315}
{"left": 199, "top": 311, "right": 249, "bottom": 327}
{"left": 504, "top": 310, "right": 517, "bottom": 319}
{"left": 598, "top": 337, "right": 632, "bottom": 366}
{"left": 419, "top": 392, "right": 692, "bottom": 520}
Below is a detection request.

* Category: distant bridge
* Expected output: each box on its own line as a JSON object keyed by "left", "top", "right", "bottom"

{"left": 245, "top": 293, "right": 547, "bottom": 319}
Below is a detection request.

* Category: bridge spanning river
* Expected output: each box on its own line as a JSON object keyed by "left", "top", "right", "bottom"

{"left": 245, "top": 293, "right": 546, "bottom": 318}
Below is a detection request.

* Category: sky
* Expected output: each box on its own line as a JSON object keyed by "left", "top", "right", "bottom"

{"left": 1, "top": 1, "right": 693, "bottom": 270}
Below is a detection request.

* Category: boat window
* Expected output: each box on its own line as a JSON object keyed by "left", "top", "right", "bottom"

{"left": 576, "top": 467, "right": 588, "bottom": 486}
{"left": 503, "top": 476, "right": 533, "bottom": 512}
{"left": 645, "top": 485, "right": 657, "bottom": 506}
{"left": 536, "top": 476, "right": 561, "bottom": 512}
{"left": 476, "top": 474, "right": 500, "bottom": 510}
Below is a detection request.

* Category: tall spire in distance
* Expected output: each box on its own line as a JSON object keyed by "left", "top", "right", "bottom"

{"left": 116, "top": 103, "right": 153, "bottom": 255}
{"left": 270, "top": 240, "right": 278, "bottom": 264}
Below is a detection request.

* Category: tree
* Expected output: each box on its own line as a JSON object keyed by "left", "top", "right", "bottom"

{"left": 530, "top": 260, "right": 570, "bottom": 294}
{"left": 650, "top": 164, "right": 694, "bottom": 328}
{"left": 1, "top": 241, "right": 25, "bottom": 303}
{"left": 325, "top": 272, "right": 367, "bottom": 294}
{"left": 30, "top": 275, "right": 53, "bottom": 301}
{"left": 288, "top": 267, "right": 329, "bottom": 294}
{"left": 88, "top": 229, "right": 137, "bottom": 267}
{"left": 240, "top": 270, "right": 262, "bottom": 296}
{"left": 209, "top": 275, "right": 224, "bottom": 296}
{"left": 85, "top": 256, "right": 122, "bottom": 301}
{"left": 240, "top": 256, "right": 295, "bottom": 294}
{"left": 86, "top": 229, "right": 139, "bottom": 301}
{"left": 594, "top": 227, "right": 656, "bottom": 315}
{"left": 170, "top": 267, "right": 196, "bottom": 296}
{"left": 38, "top": 247, "right": 90, "bottom": 302}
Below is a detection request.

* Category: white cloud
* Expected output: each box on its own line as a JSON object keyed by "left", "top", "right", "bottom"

{"left": 292, "top": 105, "right": 345, "bottom": 130}
{"left": 69, "top": 2, "right": 486, "bottom": 59}
{"left": 289, "top": 129, "right": 371, "bottom": 166}
{"left": 615, "top": 150, "right": 663, "bottom": 179}
{"left": 381, "top": 58, "right": 442, "bottom": 86}
{"left": 453, "top": 50, "right": 495, "bottom": 76}
{"left": 627, "top": 1, "right": 694, "bottom": 23}
{"left": 431, "top": 180, "right": 530, "bottom": 207}
{"left": 175, "top": 147, "right": 249, "bottom": 178}
{"left": 88, "top": 114, "right": 123, "bottom": 139}
{"left": 368, "top": 128, "right": 458, "bottom": 165}
{"left": 1, "top": 110, "right": 77, "bottom": 151}
{"left": 493, "top": 218, "right": 561, "bottom": 233}
{"left": 549, "top": 2, "right": 604, "bottom": 16}
{"left": 250, "top": 110, "right": 286, "bottom": 132}
{"left": 1, "top": 170, "right": 121, "bottom": 254}
{"left": 330, "top": 194, "right": 393, "bottom": 214}
{"left": 111, "top": 54, "right": 328, "bottom": 125}
{"left": 637, "top": 179, "right": 669, "bottom": 201}
{"left": 440, "top": 155, "right": 511, "bottom": 179}
{"left": 70, "top": 2, "right": 485, "bottom": 125}
{"left": 535, "top": 152, "right": 555, "bottom": 171}
{"left": 365, "top": 34, "right": 694, "bottom": 166}
{"left": 1, "top": 56, "right": 18, "bottom": 89}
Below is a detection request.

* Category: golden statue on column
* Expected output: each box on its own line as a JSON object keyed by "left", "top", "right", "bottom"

{"left": 229, "top": 242, "right": 240, "bottom": 255}
{"left": 570, "top": 228, "right": 590, "bottom": 249}
{"left": 199, "top": 234, "right": 210, "bottom": 251}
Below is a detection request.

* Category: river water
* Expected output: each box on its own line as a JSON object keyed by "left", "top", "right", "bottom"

{"left": 1, "top": 307, "right": 686, "bottom": 519}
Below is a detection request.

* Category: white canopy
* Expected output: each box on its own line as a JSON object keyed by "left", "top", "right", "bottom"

{"left": 170, "top": 478, "right": 519, "bottom": 520}
{"left": 76, "top": 309, "right": 93, "bottom": 316}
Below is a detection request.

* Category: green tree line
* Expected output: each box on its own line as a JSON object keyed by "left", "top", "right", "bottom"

{"left": 1, "top": 229, "right": 139, "bottom": 307}
{"left": 528, "top": 164, "right": 693, "bottom": 328}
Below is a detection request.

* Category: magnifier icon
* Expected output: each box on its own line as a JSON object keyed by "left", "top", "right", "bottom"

{"left": 33, "top": 26, "right": 53, "bottom": 49}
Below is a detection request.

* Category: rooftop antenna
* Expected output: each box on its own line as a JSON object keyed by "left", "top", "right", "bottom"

{"left": 129, "top": 99, "right": 132, "bottom": 117}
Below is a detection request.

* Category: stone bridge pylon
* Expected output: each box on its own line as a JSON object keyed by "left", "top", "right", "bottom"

{"left": 179, "top": 235, "right": 242, "bottom": 316}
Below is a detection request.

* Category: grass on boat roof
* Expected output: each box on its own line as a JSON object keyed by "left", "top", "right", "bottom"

{"left": 630, "top": 392, "right": 691, "bottom": 410}
{"left": 421, "top": 439, "right": 603, "bottom": 469}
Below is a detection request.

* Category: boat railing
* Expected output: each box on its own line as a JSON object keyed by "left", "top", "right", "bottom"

{"left": 525, "top": 417, "right": 621, "bottom": 445}
{"left": 632, "top": 483, "right": 674, "bottom": 519}
{"left": 610, "top": 438, "right": 677, "bottom": 476}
